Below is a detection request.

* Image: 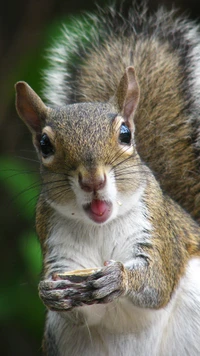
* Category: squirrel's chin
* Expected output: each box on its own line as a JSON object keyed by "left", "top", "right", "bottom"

{"left": 83, "top": 200, "right": 113, "bottom": 224}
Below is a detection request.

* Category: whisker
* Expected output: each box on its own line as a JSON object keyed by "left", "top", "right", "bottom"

{"left": 0, "top": 170, "right": 40, "bottom": 182}
{"left": 8, "top": 180, "right": 42, "bottom": 204}
{"left": 111, "top": 154, "right": 134, "bottom": 171}
{"left": 114, "top": 160, "right": 147, "bottom": 171}
{"left": 14, "top": 155, "right": 40, "bottom": 164}
{"left": 18, "top": 149, "right": 37, "bottom": 153}
{"left": 42, "top": 183, "right": 71, "bottom": 195}
{"left": 107, "top": 145, "right": 131, "bottom": 167}
{"left": 43, "top": 186, "right": 72, "bottom": 202}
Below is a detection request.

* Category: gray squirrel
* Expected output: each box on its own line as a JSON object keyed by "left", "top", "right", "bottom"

{"left": 15, "top": 2, "right": 200, "bottom": 356}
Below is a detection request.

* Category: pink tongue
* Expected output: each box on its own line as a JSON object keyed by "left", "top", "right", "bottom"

{"left": 90, "top": 200, "right": 107, "bottom": 216}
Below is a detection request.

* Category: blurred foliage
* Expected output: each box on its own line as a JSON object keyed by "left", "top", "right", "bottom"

{"left": 1, "top": 15, "right": 77, "bottom": 355}
{"left": 0, "top": 157, "right": 43, "bottom": 331}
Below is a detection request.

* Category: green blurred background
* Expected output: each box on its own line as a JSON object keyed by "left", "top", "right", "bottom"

{"left": 1, "top": 0, "right": 200, "bottom": 355}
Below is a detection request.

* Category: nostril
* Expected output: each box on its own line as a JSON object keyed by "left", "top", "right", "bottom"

{"left": 96, "top": 174, "right": 106, "bottom": 190}
{"left": 78, "top": 172, "right": 93, "bottom": 192}
{"left": 78, "top": 172, "right": 82, "bottom": 185}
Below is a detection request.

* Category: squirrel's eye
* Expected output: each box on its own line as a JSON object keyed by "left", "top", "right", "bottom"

{"left": 40, "top": 133, "right": 54, "bottom": 157}
{"left": 118, "top": 123, "right": 131, "bottom": 145}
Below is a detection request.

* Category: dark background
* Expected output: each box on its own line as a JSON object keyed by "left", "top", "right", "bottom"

{"left": 1, "top": 0, "right": 200, "bottom": 355}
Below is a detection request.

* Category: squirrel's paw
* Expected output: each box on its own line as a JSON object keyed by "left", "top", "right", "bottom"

{"left": 38, "top": 278, "right": 85, "bottom": 311}
{"left": 38, "top": 261, "right": 128, "bottom": 311}
{"left": 83, "top": 260, "right": 128, "bottom": 304}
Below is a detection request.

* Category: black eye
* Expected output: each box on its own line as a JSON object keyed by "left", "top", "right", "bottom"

{"left": 118, "top": 123, "right": 131, "bottom": 145}
{"left": 40, "top": 133, "right": 54, "bottom": 157}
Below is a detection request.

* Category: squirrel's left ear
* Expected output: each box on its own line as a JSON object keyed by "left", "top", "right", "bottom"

{"left": 113, "top": 66, "right": 140, "bottom": 126}
{"left": 15, "top": 81, "right": 48, "bottom": 135}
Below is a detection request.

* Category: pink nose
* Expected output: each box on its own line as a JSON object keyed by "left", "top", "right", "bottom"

{"left": 78, "top": 173, "right": 106, "bottom": 192}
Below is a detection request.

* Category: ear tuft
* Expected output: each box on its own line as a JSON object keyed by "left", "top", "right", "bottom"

{"left": 15, "top": 81, "right": 48, "bottom": 134}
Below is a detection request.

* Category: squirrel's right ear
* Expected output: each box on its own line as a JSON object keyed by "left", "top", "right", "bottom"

{"left": 15, "top": 81, "right": 48, "bottom": 135}
{"left": 113, "top": 66, "right": 140, "bottom": 128}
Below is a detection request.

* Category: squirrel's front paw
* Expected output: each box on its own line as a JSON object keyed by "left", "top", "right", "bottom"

{"left": 38, "top": 278, "right": 85, "bottom": 311}
{"left": 83, "top": 261, "right": 128, "bottom": 304}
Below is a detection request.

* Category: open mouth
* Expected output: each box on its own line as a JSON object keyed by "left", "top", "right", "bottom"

{"left": 83, "top": 199, "right": 113, "bottom": 223}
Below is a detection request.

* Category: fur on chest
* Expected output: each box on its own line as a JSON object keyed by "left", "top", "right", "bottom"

{"left": 44, "top": 198, "right": 152, "bottom": 274}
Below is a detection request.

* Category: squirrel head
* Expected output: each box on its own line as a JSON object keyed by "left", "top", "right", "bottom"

{"left": 15, "top": 67, "right": 144, "bottom": 225}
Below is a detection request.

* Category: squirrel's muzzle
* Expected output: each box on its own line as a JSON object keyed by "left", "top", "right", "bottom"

{"left": 78, "top": 171, "right": 106, "bottom": 193}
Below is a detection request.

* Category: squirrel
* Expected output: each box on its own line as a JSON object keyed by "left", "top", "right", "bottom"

{"left": 15, "top": 2, "right": 200, "bottom": 356}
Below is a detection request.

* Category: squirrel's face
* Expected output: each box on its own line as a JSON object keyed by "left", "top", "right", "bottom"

{"left": 36, "top": 103, "right": 143, "bottom": 225}
{"left": 15, "top": 67, "right": 144, "bottom": 225}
